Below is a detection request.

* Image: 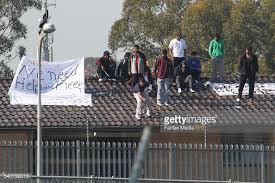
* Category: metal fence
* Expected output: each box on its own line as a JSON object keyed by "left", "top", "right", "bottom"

{"left": 0, "top": 176, "right": 243, "bottom": 183}
{"left": 0, "top": 141, "right": 274, "bottom": 182}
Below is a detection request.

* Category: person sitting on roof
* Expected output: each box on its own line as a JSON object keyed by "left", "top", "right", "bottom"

{"left": 116, "top": 52, "right": 131, "bottom": 83}
{"left": 174, "top": 62, "right": 195, "bottom": 93}
{"left": 186, "top": 51, "right": 201, "bottom": 82}
{"left": 96, "top": 51, "right": 116, "bottom": 81}
{"left": 132, "top": 76, "right": 151, "bottom": 120}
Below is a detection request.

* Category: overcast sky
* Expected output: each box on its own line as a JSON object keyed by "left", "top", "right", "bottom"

{"left": 9, "top": 0, "right": 124, "bottom": 70}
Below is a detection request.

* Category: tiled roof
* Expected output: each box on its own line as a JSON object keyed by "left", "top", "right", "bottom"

{"left": 0, "top": 76, "right": 275, "bottom": 131}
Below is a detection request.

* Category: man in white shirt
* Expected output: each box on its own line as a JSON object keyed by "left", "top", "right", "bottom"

{"left": 169, "top": 32, "right": 187, "bottom": 69}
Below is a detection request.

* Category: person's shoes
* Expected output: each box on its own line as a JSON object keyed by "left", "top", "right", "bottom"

{"left": 164, "top": 102, "right": 169, "bottom": 106}
{"left": 157, "top": 101, "right": 162, "bottom": 106}
{"left": 178, "top": 88, "right": 182, "bottom": 93}
{"left": 248, "top": 98, "right": 253, "bottom": 104}
{"left": 189, "top": 88, "right": 195, "bottom": 93}
{"left": 146, "top": 110, "right": 151, "bottom": 117}
{"left": 99, "top": 78, "right": 106, "bottom": 82}
{"left": 236, "top": 98, "right": 241, "bottom": 102}
{"left": 149, "top": 85, "right": 153, "bottom": 91}
{"left": 135, "top": 114, "right": 141, "bottom": 120}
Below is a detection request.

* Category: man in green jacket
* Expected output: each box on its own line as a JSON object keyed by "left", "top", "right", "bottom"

{"left": 208, "top": 33, "right": 224, "bottom": 83}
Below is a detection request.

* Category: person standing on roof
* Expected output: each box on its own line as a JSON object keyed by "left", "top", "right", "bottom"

{"left": 154, "top": 49, "right": 174, "bottom": 106}
{"left": 129, "top": 44, "right": 147, "bottom": 87}
{"left": 96, "top": 51, "right": 116, "bottom": 81}
{"left": 208, "top": 33, "right": 224, "bottom": 83}
{"left": 116, "top": 52, "right": 131, "bottom": 83}
{"left": 132, "top": 76, "right": 151, "bottom": 120}
{"left": 186, "top": 51, "right": 201, "bottom": 82}
{"left": 169, "top": 32, "right": 187, "bottom": 69}
{"left": 236, "top": 47, "right": 258, "bottom": 103}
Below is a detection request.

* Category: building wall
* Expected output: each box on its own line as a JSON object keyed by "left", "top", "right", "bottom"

{"left": 0, "top": 130, "right": 33, "bottom": 141}
{"left": 150, "top": 128, "right": 221, "bottom": 144}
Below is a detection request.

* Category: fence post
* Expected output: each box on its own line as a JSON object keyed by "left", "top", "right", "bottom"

{"left": 159, "top": 143, "right": 163, "bottom": 179}
{"left": 102, "top": 142, "right": 106, "bottom": 177}
{"left": 107, "top": 142, "right": 111, "bottom": 177}
{"left": 169, "top": 142, "right": 172, "bottom": 179}
{"left": 45, "top": 141, "right": 49, "bottom": 176}
{"left": 60, "top": 141, "right": 65, "bottom": 176}
{"left": 118, "top": 142, "right": 121, "bottom": 178}
{"left": 85, "top": 141, "right": 90, "bottom": 177}
{"left": 56, "top": 141, "right": 60, "bottom": 176}
{"left": 260, "top": 144, "right": 265, "bottom": 183}
{"left": 76, "top": 141, "right": 81, "bottom": 177}
{"left": 272, "top": 145, "right": 275, "bottom": 183}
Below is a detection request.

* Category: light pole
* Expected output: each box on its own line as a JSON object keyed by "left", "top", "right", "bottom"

{"left": 37, "top": 23, "right": 55, "bottom": 182}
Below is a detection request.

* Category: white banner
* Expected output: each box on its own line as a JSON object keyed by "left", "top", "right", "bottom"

{"left": 211, "top": 82, "right": 275, "bottom": 96}
{"left": 8, "top": 57, "right": 92, "bottom": 105}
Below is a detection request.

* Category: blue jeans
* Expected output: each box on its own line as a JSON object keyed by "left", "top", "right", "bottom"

{"left": 157, "top": 78, "right": 170, "bottom": 103}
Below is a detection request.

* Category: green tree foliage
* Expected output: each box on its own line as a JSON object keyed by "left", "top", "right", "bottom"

{"left": 223, "top": 0, "right": 274, "bottom": 74}
{"left": 0, "top": 0, "right": 41, "bottom": 57}
{"left": 0, "top": 61, "right": 13, "bottom": 78}
{"left": 108, "top": 0, "right": 189, "bottom": 63}
{"left": 182, "top": 0, "right": 274, "bottom": 74}
{"left": 0, "top": 0, "right": 41, "bottom": 78}
{"left": 109, "top": 0, "right": 274, "bottom": 75}
{"left": 259, "top": 0, "right": 275, "bottom": 73}
{"left": 181, "top": 0, "right": 233, "bottom": 62}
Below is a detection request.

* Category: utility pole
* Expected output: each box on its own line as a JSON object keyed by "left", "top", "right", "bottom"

{"left": 42, "top": 0, "right": 56, "bottom": 62}
{"left": 42, "top": 0, "right": 49, "bottom": 61}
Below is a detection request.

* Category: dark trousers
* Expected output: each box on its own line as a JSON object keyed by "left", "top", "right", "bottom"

{"left": 132, "top": 74, "right": 143, "bottom": 88}
{"left": 190, "top": 70, "right": 201, "bottom": 81}
{"left": 173, "top": 57, "right": 185, "bottom": 83}
{"left": 176, "top": 75, "right": 192, "bottom": 89}
{"left": 97, "top": 65, "right": 116, "bottom": 79}
{"left": 238, "top": 74, "right": 256, "bottom": 99}
{"left": 173, "top": 57, "right": 185, "bottom": 69}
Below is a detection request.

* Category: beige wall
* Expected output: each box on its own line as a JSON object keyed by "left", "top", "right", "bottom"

{"left": 0, "top": 130, "right": 32, "bottom": 141}
{"left": 150, "top": 129, "right": 221, "bottom": 144}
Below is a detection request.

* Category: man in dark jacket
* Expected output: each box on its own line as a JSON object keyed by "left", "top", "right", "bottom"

{"left": 116, "top": 52, "right": 131, "bottom": 83}
{"left": 174, "top": 62, "right": 195, "bottom": 93}
{"left": 236, "top": 47, "right": 258, "bottom": 103}
{"left": 154, "top": 49, "right": 173, "bottom": 106}
{"left": 96, "top": 51, "right": 116, "bottom": 81}
{"left": 129, "top": 44, "right": 147, "bottom": 87}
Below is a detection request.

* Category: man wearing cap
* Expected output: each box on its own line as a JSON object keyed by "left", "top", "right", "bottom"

{"left": 96, "top": 51, "right": 116, "bottom": 81}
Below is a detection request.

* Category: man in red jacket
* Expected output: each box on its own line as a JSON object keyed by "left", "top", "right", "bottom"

{"left": 154, "top": 49, "right": 173, "bottom": 106}
{"left": 96, "top": 51, "right": 116, "bottom": 81}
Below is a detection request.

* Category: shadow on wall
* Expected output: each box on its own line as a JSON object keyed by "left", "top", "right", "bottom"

{"left": 84, "top": 57, "right": 97, "bottom": 77}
